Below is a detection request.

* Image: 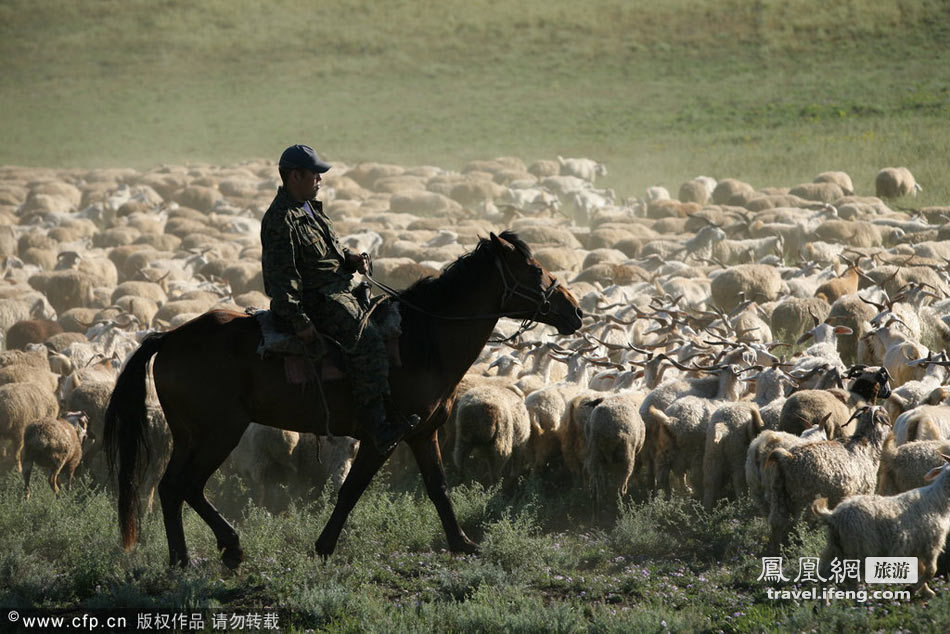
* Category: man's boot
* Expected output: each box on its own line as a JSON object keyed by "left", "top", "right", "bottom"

{"left": 358, "top": 399, "right": 420, "bottom": 455}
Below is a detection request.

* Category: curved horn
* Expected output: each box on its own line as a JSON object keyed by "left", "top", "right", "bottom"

{"left": 859, "top": 295, "right": 886, "bottom": 313}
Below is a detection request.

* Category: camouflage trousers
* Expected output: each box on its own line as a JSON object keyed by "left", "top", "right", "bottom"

{"left": 302, "top": 290, "right": 390, "bottom": 404}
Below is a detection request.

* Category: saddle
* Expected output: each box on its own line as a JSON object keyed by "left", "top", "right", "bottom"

{"left": 250, "top": 295, "right": 403, "bottom": 386}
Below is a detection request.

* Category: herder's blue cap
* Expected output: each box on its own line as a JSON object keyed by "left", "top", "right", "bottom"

{"left": 278, "top": 144, "right": 331, "bottom": 173}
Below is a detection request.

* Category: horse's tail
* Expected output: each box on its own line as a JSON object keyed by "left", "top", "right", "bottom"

{"left": 104, "top": 332, "right": 166, "bottom": 551}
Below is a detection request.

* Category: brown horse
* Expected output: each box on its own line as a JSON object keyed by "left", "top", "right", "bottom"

{"left": 104, "top": 231, "right": 582, "bottom": 567}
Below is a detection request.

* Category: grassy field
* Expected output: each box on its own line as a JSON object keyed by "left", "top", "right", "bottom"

{"left": 1, "top": 0, "right": 949, "bottom": 202}
{"left": 2, "top": 470, "right": 949, "bottom": 632}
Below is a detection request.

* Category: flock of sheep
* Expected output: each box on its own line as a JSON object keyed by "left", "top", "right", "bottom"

{"left": 0, "top": 154, "right": 949, "bottom": 596}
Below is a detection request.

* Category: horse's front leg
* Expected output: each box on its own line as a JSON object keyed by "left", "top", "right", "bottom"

{"left": 314, "top": 442, "right": 387, "bottom": 558}
{"left": 409, "top": 430, "right": 478, "bottom": 554}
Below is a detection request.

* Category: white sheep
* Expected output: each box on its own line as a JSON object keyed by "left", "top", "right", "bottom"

{"left": 765, "top": 406, "right": 892, "bottom": 552}
{"left": 789, "top": 322, "right": 852, "bottom": 383}
{"left": 885, "top": 354, "right": 950, "bottom": 421}
{"left": 649, "top": 397, "right": 716, "bottom": 498}
{"left": 893, "top": 405, "right": 950, "bottom": 446}
{"left": 813, "top": 453, "right": 950, "bottom": 597}
{"left": 745, "top": 422, "right": 828, "bottom": 514}
{"left": 557, "top": 156, "right": 608, "bottom": 183}
{"left": 644, "top": 186, "right": 670, "bottom": 202}
{"left": 749, "top": 366, "right": 794, "bottom": 430}
{"left": 229, "top": 423, "right": 358, "bottom": 511}
{"left": 875, "top": 167, "right": 922, "bottom": 199}
{"left": 582, "top": 391, "right": 645, "bottom": 510}
{"left": 702, "top": 403, "right": 760, "bottom": 510}
{"left": 452, "top": 385, "right": 530, "bottom": 484}
{"left": 860, "top": 318, "right": 928, "bottom": 388}
{"left": 877, "top": 437, "right": 950, "bottom": 495}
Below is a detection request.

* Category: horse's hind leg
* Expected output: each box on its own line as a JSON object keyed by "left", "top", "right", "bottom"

{"left": 314, "top": 443, "right": 387, "bottom": 558}
{"left": 159, "top": 444, "right": 191, "bottom": 567}
{"left": 182, "top": 426, "right": 246, "bottom": 569}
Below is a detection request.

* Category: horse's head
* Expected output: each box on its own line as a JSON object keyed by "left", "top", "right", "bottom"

{"left": 489, "top": 231, "right": 583, "bottom": 335}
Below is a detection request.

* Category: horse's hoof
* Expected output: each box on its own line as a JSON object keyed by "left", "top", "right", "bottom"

{"left": 449, "top": 538, "right": 479, "bottom": 555}
{"left": 221, "top": 546, "right": 244, "bottom": 570}
{"left": 312, "top": 541, "right": 332, "bottom": 560}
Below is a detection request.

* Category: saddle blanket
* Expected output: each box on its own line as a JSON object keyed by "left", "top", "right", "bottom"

{"left": 248, "top": 301, "right": 403, "bottom": 385}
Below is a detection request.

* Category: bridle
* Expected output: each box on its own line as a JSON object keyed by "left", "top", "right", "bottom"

{"left": 492, "top": 251, "right": 559, "bottom": 319}
{"left": 364, "top": 248, "right": 563, "bottom": 341}
{"left": 488, "top": 253, "right": 561, "bottom": 341}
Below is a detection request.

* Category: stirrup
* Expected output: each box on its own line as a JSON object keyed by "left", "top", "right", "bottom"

{"left": 371, "top": 413, "right": 421, "bottom": 455}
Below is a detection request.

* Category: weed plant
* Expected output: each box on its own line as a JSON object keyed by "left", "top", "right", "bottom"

{"left": 1, "top": 468, "right": 949, "bottom": 631}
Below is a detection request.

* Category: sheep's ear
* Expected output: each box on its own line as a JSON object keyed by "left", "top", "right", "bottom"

{"left": 655, "top": 420, "right": 674, "bottom": 447}
{"left": 926, "top": 387, "right": 950, "bottom": 404}
{"left": 833, "top": 326, "right": 854, "bottom": 336}
{"left": 749, "top": 409, "right": 764, "bottom": 435}
{"left": 924, "top": 465, "right": 944, "bottom": 482}
{"left": 796, "top": 331, "right": 814, "bottom": 345}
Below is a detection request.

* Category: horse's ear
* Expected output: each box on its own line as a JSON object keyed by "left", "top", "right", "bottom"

{"left": 489, "top": 232, "right": 509, "bottom": 251}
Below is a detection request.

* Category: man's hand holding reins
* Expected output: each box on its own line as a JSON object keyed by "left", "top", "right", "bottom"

{"left": 344, "top": 251, "right": 370, "bottom": 274}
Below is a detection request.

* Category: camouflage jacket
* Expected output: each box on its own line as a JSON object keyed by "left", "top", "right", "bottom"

{"left": 260, "top": 187, "right": 354, "bottom": 332}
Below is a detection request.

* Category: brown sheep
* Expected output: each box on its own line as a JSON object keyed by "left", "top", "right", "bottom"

{"left": 58, "top": 307, "right": 99, "bottom": 333}
{"left": 0, "top": 363, "right": 58, "bottom": 392}
{"left": 22, "top": 412, "right": 91, "bottom": 498}
{"left": 0, "top": 382, "right": 60, "bottom": 471}
{"left": 29, "top": 270, "right": 98, "bottom": 314}
{"left": 779, "top": 389, "right": 851, "bottom": 436}
{"left": 770, "top": 297, "right": 831, "bottom": 342}
{"left": 111, "top": 281, "right": 168, "bottom": 306}
{"left": 826, "top": 294, "right": 877, "bottom": 366}
{"left": 788, "top": 182, "right": 845, "bottom": 203}
{"left": 710, "top": 265, "right": 784, "bottom": 312}
{"left": 814, "top": 266, "right": 861, "bottom": 304}
{"left": 813, "top": 171, "right": 855, "bottom": 195}
{"left": 5, "top": 319, "right": 64, "bottom": 350}
{"left": 711, "top": 179, "right": 754, "bottom": 205}
{"left": 65, "top": 380, "right": 117, "bottom": 481}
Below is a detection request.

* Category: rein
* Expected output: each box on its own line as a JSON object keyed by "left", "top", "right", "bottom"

{"left": 363, "top": 251, "right": 558, "bottom": 342}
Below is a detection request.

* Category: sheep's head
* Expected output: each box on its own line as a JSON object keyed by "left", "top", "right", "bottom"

{"left": 700, "top": 225, "right": 727, "bottom": 244}
{"left": 797, "top": 322, "right": 852, "bottom": 345}
{"left": 923, "top": 453, "right": 950, "bottom": 483}
{"left": 846, "top": 365, "right": 892, "bottom": 401}
{"left": 64, "top": 410, "right": 88, "bottom": 428}
{"left": 841, "top": 405, "right": 891, "bottom": 439}
{"left": 64, "top": 410, "right": 90, "bottom": 444}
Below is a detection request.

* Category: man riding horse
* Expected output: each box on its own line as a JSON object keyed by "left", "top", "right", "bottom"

{"left": 260, "top": 144, "right": 416, "bottom": 454}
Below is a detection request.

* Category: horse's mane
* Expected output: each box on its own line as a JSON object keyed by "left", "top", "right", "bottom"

{"left": 400, "top": 230, "right": 531, "bottom": 306}
{"left": 397, "top": 230, "right": 531, "bottom": 367}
